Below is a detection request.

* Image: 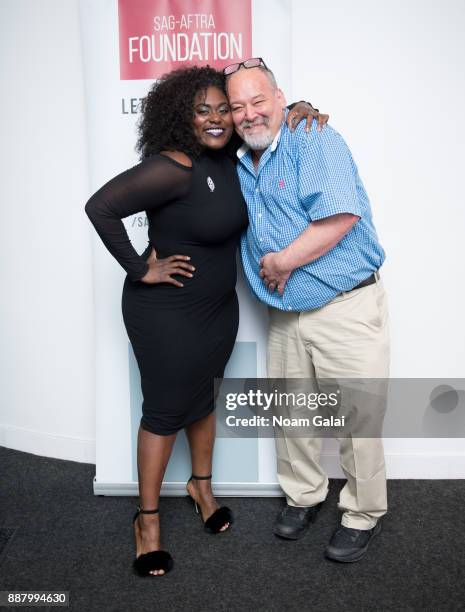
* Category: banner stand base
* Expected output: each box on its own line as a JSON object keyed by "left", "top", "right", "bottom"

{"left": 93, "top": 478, "right": 284, "bottom": 497}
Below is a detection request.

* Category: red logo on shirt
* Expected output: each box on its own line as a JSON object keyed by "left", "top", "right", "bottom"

{"left": 278, "top": 180, "right": 285, "bottom": 189}
{"left": 118, "top": 0, "right": 252, "bottom": 80}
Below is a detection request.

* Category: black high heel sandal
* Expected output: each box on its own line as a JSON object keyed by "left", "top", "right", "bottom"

{"left": 186, "top": 474, "right": 234, "bottom": 534}
{"left": 133, "top": 507, "right": 173, "bottom": 576}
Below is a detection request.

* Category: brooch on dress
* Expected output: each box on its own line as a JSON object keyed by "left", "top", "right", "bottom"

{"left": 207, "top": 176, "right": 215, "bottom": 192}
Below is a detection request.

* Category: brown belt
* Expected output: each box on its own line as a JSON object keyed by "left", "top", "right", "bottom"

{"left": 347, "top": 271, "right": 379, "bottom": 293}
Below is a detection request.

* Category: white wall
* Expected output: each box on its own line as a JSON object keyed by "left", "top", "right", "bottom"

{"left": 0, "top": 0, "right": 95, "bottom": 461}
{"left": 291, "top": 0, "right": 465, "bottom": 378}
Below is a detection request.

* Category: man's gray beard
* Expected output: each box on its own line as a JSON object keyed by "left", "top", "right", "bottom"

{"left": 241, "top": 127, "right": 274, "bottom": 151}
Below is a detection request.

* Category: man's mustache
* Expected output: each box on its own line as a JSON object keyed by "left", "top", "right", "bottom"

{"left": 240, "top": 118, "right": 270, "bottom": 130}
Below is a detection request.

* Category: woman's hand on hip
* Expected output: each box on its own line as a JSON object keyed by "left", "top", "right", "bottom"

{"left": 140, "top": 248, "right": 194, "bottom": 287}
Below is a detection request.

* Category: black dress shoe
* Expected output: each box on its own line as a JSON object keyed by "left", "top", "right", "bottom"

{"left": 325, "top": 523, "right": 382, "bottom": 562}
{"left": 274, "top": 503, "right": 323, "bottom": 540}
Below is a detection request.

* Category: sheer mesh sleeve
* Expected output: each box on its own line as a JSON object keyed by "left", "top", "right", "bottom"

{"left": 85, "top": 155, "right": 191, "bottom": 281}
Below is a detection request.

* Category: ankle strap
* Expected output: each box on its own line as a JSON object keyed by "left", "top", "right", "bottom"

{"left": 190, "top": 473, "right": 212, "bottom": 480}
{"left": 137, "top": 506, "right": 159, "bottom": 514}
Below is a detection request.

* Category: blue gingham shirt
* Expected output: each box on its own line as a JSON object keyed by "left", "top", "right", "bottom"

{"left": 237, "top": 112, "right": 385, "bottom": 311}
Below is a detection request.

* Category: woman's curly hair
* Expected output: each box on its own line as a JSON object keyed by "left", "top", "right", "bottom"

{"left": 136, "top": 65, "right": 228, "bottom": 159}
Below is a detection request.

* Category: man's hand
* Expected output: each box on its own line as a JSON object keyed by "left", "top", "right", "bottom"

{"left": 259, "top": 251, "right": 293, "bottom": 295}
{"left": 287, "top": 102, "right": 329, "bottom": 133}
{"left": 259, "top": 214, "right": 359, "bottom": 295}
{"left": 140, "top": 248, "right": 195, "bottom": 287}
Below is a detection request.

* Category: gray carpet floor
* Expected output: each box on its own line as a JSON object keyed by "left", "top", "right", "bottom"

{"left": 1, "top": 445, "right": 464, "bottom": 612}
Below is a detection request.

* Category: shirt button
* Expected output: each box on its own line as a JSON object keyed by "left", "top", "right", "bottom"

{"left": 259, "top": 237, "right": 263, "bottom": 242}
{"left": 287, "top": 306, "right": 292, "bottom": 311}
{"left": 255, "top": 187, "right": 259, "bottom": 193}
{"left": 258, "top": 213, "right": 262, "bottom": 218}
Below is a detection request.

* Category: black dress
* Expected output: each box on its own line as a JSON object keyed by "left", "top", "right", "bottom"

{"left": 85, "top": 150, "right": 248, "bottom": 435}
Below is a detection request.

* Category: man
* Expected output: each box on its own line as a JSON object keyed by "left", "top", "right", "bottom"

{"left": 225, "top": 58, "right": 390, "bottom": 562}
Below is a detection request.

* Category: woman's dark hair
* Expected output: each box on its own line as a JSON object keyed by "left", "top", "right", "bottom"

{"left": 136, "top": 65, "right": 227, "bottom": 159}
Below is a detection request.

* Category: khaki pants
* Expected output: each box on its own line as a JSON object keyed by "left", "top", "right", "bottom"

{"left": 267, "top": 279, "right": 390, "bottom": 529}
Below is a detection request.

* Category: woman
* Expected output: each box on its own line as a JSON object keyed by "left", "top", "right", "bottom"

{"left": 85, "top": 65, "right": 327, "bottom": 577}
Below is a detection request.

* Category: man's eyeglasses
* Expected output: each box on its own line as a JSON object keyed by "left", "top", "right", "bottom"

{"left": 223, "top": 57, "right": 269, "bottom": 76}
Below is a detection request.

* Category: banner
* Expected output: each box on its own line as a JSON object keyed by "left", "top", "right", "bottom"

{"left": 118, "top": 0, "right": 252, "bottom": 79}
{"left": 80, "top": 0, "right": 293, "bottom": 495}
